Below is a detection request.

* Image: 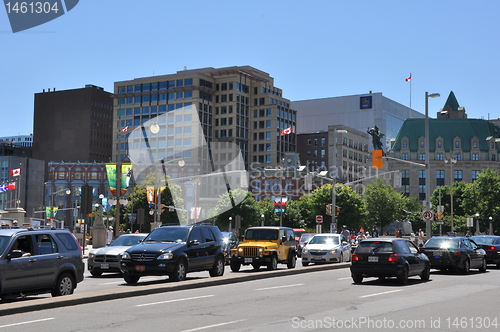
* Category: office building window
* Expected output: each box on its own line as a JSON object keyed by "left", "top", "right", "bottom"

{"left": 454, "top": 154, "right": 461, "bottom": 161}
{"left": 436, "top": 153, "right": 443, "bottom": 160}
{"left": 472, "top": 170, "right": 480, "bottom": 181}
{"left": 402, "top": 153, "right": 408, "bottom": 160}
{"left": 472, "top": 153, "right": 479, "bottom": 161}
{"left": 436, "top": 170, "right": 445, "bottom": 186}
{"left": 437, "top": 141, "right": 442, "bottom": 148}
{"left": 454, "top": 170, "right": 463, "bottom": 182}
{"left": 419, "top": 154, "right": 425, "bottom": 160}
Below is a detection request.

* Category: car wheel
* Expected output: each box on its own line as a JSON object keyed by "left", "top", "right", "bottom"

{"left": 90, "top": 270, "right": 102, "bottom": 277}
{"left": 267, "top": 254, "right": 278, "bottom": 271}
{"left": 352, "top": 274, "right": 363, "bottom": 284}
{"left": 479, "top": 258, "right": 487, "bottom": 272}
{"left": 209, "top": 256, "right": 225, "bottom": 277}
{"left": 230, "top": 261, "right": 241, "bottom": 272}
{"left": 461, "top": 259, "right": 470, "bottom": 275}
{"left": 397, "top": 266, "right": 409, "bottom": 285}
{"left": 123, "top": 274, "right": 140, "bottom": 284}
{"left": 287, "top": 252, "right": 296, "bottom": 269}
{"left": 302, "top": 262, "right": 309, "bottom": 267}
{"left": 252, "top": 263, "right": 260, "bottom": 270}
{"left": 51, "top": 273, "right": 75, "bottom": 297}
{"left": 170, "top": 258, "right": 187, "bottom": 281}
{"left": 420, "top": 264, "right": 431, "bottom": 281}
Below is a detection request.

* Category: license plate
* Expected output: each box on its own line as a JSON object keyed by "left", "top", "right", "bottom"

{"left": 433, "top": 251, "right": 442, "bottom": 258}
{"left": 100, "top": 263, "right": 109, "bottom": 269}
{"left": 135, "top": 265, "right": 146, "bottom": 271}
{"left": 244, "top": 258, "right": 253, "bottom": 263}
{"left": 312, "top": 257, "right": 323, "bottom": 260}
{"left": 368, "top": 256, "right": 379, "bottom": 262}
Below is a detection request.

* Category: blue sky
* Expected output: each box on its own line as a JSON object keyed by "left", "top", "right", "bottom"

{"left": 1, "top": 0, "right": 498, "bottom": 137}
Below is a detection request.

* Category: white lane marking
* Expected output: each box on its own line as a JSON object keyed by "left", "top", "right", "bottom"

{"left": 135, "top": 295, "right": 214, "bottom": 307}
{"left": 179, "top": 319, "right": 247, "bottom": 332}
{"left": 0, "top": 318, "right": 55, "bottom": 329}
{"left": 256, "top": 283, "right": 303, "bottom": 291}
{"left": 337, "top": 277, "right": 352, "bottom": 280}
{"left": 359, "top": 289, "right": 402, "bottom": 298}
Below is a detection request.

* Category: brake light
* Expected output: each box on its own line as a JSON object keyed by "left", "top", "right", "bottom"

{"left": 487, "top": 245, "right": 496, "bottom": 251}
{"left": 453, "top": 250, "right": 461, "bottom": 256}
{"left": 388, "top": 254, "right": 398, "bottom": 262}
{"left": 352, "top": 253, "right": 359, "bottom": 261}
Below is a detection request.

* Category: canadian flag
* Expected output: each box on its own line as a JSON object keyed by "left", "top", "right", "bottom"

{"left": 10, "top": 168, "right": 20, "bottom": 177}
{"left": 120, "top": 126, "right": 130, "bottom": 132}
{"left": 405, "top": 74, "right": 412, "bottom": 82}
{"left": 281, "top": 126, "right": 293, "bottom": 135}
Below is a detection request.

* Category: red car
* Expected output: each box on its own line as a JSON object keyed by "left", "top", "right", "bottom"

{"left": 293, "top": 228, "right": 306, "bottom": 244}
{"left": 297, "top": 233, "right": 316, "bottom": 258}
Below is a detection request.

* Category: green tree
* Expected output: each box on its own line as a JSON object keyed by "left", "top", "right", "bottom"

{"left": 364, "top": 179, "right": 406, "bottom": 233}
{"left": 462, "top": 168, "right": 500, "bottom": 234}
{"left": 208, "top": 188, "right": 260, "bottom": 232}
{"left": 431, "top": 181, "right": 467, "bottom": 234}
{"left": 335, "top": 186, "right": 367, "bottom": 233}
{"left": 256, "top": 197, "right": 278, "bottom": 226}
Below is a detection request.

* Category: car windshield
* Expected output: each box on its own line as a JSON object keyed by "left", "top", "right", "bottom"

{"left": 245, "top": 229, "right": 278, "bottom": 240}
{"left": 300, "top": 234, "right": 315, "bottom": 243}
{"left": 144, "top": 228, "right": 189, "bottom": 243}
{"left": 110, "top": 235, "right": 146, "bottom": 246}
{"left": 294, "top": 230, "right": 306, "bottom": 238}
{"left": 470, "top": 236, "right": 497, "bottom": 245}
{"left": 356, "top": 241, "right": 393, "bottom": 254}
{"left": 425, "top": 238, "right": 459, "bottom": 249}
{"left": 308, "top": 236, "right": 339, "bottom": 245}
{"left": 0, "top": 236, "right": 10, "bottom": 254}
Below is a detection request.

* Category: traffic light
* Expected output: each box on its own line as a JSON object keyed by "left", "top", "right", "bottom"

{"left": 336, "top": 206, "right": 341, "bottom": 216}
{"left": 372, "top": 150, "right": 383, "bottom": 169}
{"left": 326, "top": 204, "right": 332, "bottom": 215}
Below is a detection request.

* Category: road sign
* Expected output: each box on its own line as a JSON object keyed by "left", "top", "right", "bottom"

{"left": 316, "top": 215, "right": 323, "bottom": 223}
{"left": 422, "top": 210, "right": 434, "bottom": 221}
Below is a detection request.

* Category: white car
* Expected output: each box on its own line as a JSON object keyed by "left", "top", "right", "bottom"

{"left": 301, "top": 234, "right": 351, "bottom": 266}
{"left": 87, "top": 233, "right": 147, "bottom": 276}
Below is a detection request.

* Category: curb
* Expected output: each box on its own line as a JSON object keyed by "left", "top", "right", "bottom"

{"left": 0, "top": 262, "right": 350, "bottom": 316}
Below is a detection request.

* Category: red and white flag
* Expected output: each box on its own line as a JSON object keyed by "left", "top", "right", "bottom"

{"left": 281, "top": 126, "right": 293, "bottom": 135}
{"left": 120, "top": 126, "right": 130, "bottom": 132}
{"left": 405, "top": 74, "right": 412, "bottom": 82}
{"left": 10, "top": 168, "right": 20, "bottom": 177}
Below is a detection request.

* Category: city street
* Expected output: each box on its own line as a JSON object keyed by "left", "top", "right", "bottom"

{"left": 1, "top": 265, "right": 499, "bottom": 331}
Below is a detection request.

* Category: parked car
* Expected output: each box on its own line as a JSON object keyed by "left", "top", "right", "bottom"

{"left": 0, "top": 228, "right": 84, "bottom": 299}
{"left": 119, "top": 223, "right": 225, "bottom": 284}
{"left": 301, "top": 234, "right": 351, "bottom": 265}
{"left": 230, "top": 226, "right": 297, "bottom": 271}
{"left": 221, "top": 231, "right": 239, "bottom": 264}
{"left": 420, "top": 236, "right": 487, "bottom": 274}
{"left": 88, "top": 233, "right": 148, "bottom": 276}
{"left": 470, "top": 235, "right": 500, "bottom": 267}
{"left": 297, "top": 233, "right": 315, "bottom": 257}
{"left": 293, "top": 228, "right": 306, "bottom": 244}
{"left": 350, "top": 237, "right": 431, "bottom": 284}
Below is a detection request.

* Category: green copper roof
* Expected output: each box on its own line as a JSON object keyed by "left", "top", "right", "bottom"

{"left": 442, "top": 91, "right": 460, "bottom": 112}
{"left": 390, "top": 118, "right": 500, "bottom": 152}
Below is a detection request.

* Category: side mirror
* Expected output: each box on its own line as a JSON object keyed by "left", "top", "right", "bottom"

{"left": 281, "top": 236, "right": 287, "bottom": 243}
{"left": 189, "top": 239, "right": 199, "bottom": 247}
{"left": 342, "top": 241, "right": 348, "bottom": 245}
{"left": 8, "top": 250, "right": 23, "bottom": 259}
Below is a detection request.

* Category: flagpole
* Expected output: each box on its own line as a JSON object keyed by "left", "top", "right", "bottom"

{"left": 409, "top": 73, "right": 412, "bottom": 118}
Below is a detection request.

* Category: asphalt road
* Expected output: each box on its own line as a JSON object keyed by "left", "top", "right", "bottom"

{"left": 1, "top": 265, "right": 499, "bottom": 331}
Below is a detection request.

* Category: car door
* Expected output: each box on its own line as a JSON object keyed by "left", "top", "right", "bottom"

{"left": 405, "top": 240, "right": 425, "bottom": 274}
{"left": 340, "top": 235, "right": 351, "bottom": 261}
{"left": 464, "top": 239, "right": 482, "bottom": 268}
{"left": 34, "top": 233, "right": 61, "bottom": 288}
{"left": 201, "top": 227, "right": 217, "bottom": 268}
{"left": 2, "top": 234, "right": 38, "bottom": 293}
{"left": 185, "top": 228, "right": 204, "bottom": 270}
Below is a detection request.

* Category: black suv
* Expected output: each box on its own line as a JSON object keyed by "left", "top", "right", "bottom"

{"left": 0, "top": 228, "right": 84, "bottom": 299}
{"left": 119, "top": 223, "right": 225, "bottom": 284}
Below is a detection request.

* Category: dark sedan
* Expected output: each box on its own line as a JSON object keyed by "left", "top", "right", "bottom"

{"left": 470, "top": 235, "right": 500, "bottom": 267}
{"left": 420, "top": 236, "right": 487, "bottom": 274}
{"left": 350, "top": 238, "right": 430, "bottom": 285}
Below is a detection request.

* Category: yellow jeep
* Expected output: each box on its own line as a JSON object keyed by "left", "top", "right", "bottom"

{"left": 230, "top": 226, "right": 297, "bottom": 271}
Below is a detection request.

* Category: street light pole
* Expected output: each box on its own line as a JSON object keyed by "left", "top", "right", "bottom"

{"left": 228, "top": 217, "right": 232, "bottom": 232}
{"left": 445, "top": 156, "right": 457, "bottom": 232}
{"left": 489, "top": 216, "right": 493, "bottom": 235}
{"left": 425, "top": 92, "right": 440, "bottom": 239}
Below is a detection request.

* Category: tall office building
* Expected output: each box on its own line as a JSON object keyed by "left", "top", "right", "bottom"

{"left": 0, "top": 134, "right": 33, "bottom": 147}
{"left": 113, "top": 66, "right": 296, "bottom": 219}
{"left": 33, "top": 85, "right": 114, "bottom": 166}
{"left": 113, "top": 66, "right": 296, "bottom": 169}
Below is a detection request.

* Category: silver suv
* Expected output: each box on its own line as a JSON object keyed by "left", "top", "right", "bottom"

{"left": 0, "top": 228, "right": 84, "bottom": 300}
